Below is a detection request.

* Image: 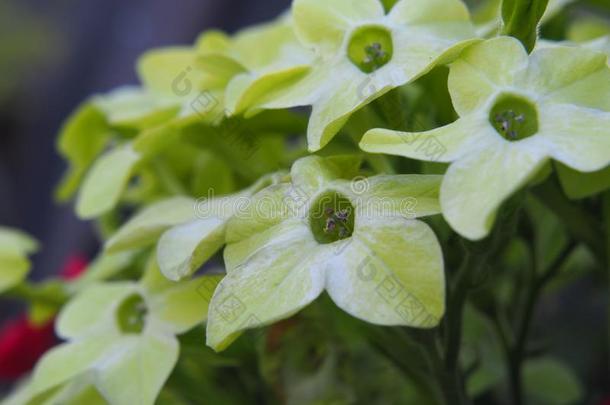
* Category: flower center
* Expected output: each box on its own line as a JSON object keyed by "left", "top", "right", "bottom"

{"left": 489, "top": 94, "right": 538, "bottom": 141}
{"left": 116, "top": 294, "right": 148, "bottom": 334}
{"left": 347, "top": 26, "right": 393, "bottom": 73}
{"left": 309, "top": 191, "right": 355, "bottom": 244}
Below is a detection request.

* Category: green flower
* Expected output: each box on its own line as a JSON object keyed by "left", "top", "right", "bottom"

{"left": 206, "top": 155, "right": 445, "bottom": 351}
{"left": 196, "top": 16, "right": 314, "bottom": 117}
{"left": 254, "top": 0, "right": 477, "bottom": 152}
{"left": 30, "top": 262, "right": 221, "bottom": 405}
{"left": 0, "top": 227, "right": 38, "bottom": 294}
{"left": 361, "top": 37, "right": 610, "bottom": 240}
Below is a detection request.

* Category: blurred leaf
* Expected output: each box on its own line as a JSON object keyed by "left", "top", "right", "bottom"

{"left": 556, "top": 162, "right": 610, "bottom": 200}
{"left": 523, "top": 357, "right": 583, "bottom": 405}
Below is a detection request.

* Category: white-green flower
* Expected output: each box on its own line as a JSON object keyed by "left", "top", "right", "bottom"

{"left": 206, "top": 155, "right": 445, "bottom": 351}
{"left": 0, "top": 227, "right": 38, "bottom": 294}
{"left": 30, "top": 263, "right": 222, "bottom": 405}
{"left": 361, "top": 37, "right": 610, "bottom": 240}
{"left": 255, "top": 0, "right": 477, "bottom": 152}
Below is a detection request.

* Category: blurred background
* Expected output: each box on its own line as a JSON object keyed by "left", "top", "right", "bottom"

{"left": 0, "top": 0, "right": 291, "bottom": 283}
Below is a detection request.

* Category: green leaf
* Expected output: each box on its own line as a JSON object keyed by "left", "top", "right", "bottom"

{"left": 523, "top": 357, "right": 583, "bottom": 405}
{"left": 556, "top": 162, "right": 610, "bottom": 199}
{"left": 76, "top": 144, "right": 141, "bottom": 219}
{"left": 501, "top": 0, "right": 550, "bottom": 53}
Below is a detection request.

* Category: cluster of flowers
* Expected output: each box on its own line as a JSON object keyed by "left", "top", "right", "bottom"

{"left": 2, "top": 0, "right": 609, "bottom": 403}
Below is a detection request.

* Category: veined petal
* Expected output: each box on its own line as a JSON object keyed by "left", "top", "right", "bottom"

{"left": 56, "top": 283, "right": 138, "bottom": 340}
{"left": 326, "top": 217, "right": 444, "bottom": 326}
{"left": 207, "top": 222, "right": 326, "bottom": 351}
{"left": 156, "top": 218, "right": 226, "bottom": 281}
{"left": 361, "top": 112, "right": 495, "bottom": 163}
{"left": 292, "top": 0, "right": 384, "bottom": 55}
{"left": 341, "top": 174, "right": 442, "bottom": 219}
{"left": 290, "top": 155, "right": 363, "bottom": 195}
{"left": 149, "top": 275, "right": 223, "bottom": 334}
{"left": 92, "top": 334, "right": 178, "bottom": 405}
{"left": 105, "top": 197, "right": 196, "bottom": 253}
{"left": 224, "top": 183, "right": 295, "bottom": 244}
{"left": 448, "top": 37, "right": 528, "bottom": 115}
{"left": 389, "top": 0, "right": 470, "bottom": 25}
{"left": 521, "top": 45, "right": 609, "bottom": 111}
{"left": 538, "top": 103, "right": 610, "bottom": 172}
{"left": 441, "top": 140, "right": 548, "bottom": 240}
{"left": 76, "top": 144, "right": 141, "bottom": 219}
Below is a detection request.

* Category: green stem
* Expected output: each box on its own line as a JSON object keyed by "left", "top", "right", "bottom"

{"left": 506, "top": 241, "right": 577, "bottom": 405}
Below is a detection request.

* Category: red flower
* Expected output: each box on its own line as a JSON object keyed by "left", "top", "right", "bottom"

{"left": 0, "top": 316, "right": 56, "bottom": 380}
{"left": 0, "top": 254, "right": 88, "bottom": 381}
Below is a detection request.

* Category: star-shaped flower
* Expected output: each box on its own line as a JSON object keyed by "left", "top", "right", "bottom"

{"left": 29, "top": 264, "right": 222, "bottom": 405}
{"left": 206, "top": 155, "right": 445, "bottom": 351}
{"left": 254, "top": 0, "right": 477, "bottom": 151}
{"left": 361, "top": 37, "right": 610, "bottom": 240}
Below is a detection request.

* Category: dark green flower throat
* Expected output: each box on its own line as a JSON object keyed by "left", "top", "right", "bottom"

{"left": 116, "top": 294, "right": 148, "bottom": 334}
{"left": 309, "top": 191, "right": 355, "bottom": 244}
{"left": 489, "top": 93, "right": 538, "bottom": 141}
{"left": 348, "top": 26, "right": 393, "bottom": 73}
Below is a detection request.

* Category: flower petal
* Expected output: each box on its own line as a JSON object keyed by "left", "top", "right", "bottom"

{"left": 389, "top": 0, "right": 470, "bottom": 25}
{"left": 292, "top": 0, "right": 384, "bottom": 55}
{"left": 149, "top": 275, "right": 223, "bottom": 334}
{"left": 56, "top": 283, "right": 138, "bottom": 340}
{"left": 105, "top": 197, "right": 196, "bottom": 253}
{"left": 290, "top": 155, "right": 363, "bottom": 195}
{"left": 326, "top": 217, "right": 444, "bottom": 326}
{"left": 539, "top": 103, "right": 610, "bottom": 172}
{"left": 32, "top": 336, "right": 118, "bottom": 395}
{"left": 157, "top": 218, "right": 226, "bottom": 281}
{"left": 361, "top": 112, "right": 495, "bottom": 163}
{"left": 343, "top": 174, "right": 442, "bottom": 219}
{"left": 207, "top": 221, "right": 326, "bottom": 351}
{"left": 76, "top": 144, "right": 141, "bottom": 219}
{"left": 448, "top": 37, "right": 528, "bottom": 115}
{"left": 440, "top": 139, "right": 548, "bottom": 240}
{"left": 92, "top": 333, "right": 178, "bottom": 405}
{"left": 521, "top": 45, "right": 610, "bottom": 110}
{"left": 224, "top": 66, "right": 310, "bottom": 116}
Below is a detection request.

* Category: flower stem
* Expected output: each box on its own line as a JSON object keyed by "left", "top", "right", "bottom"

{"left": 505, "top": 241, "right": 577, "bottom": 405}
